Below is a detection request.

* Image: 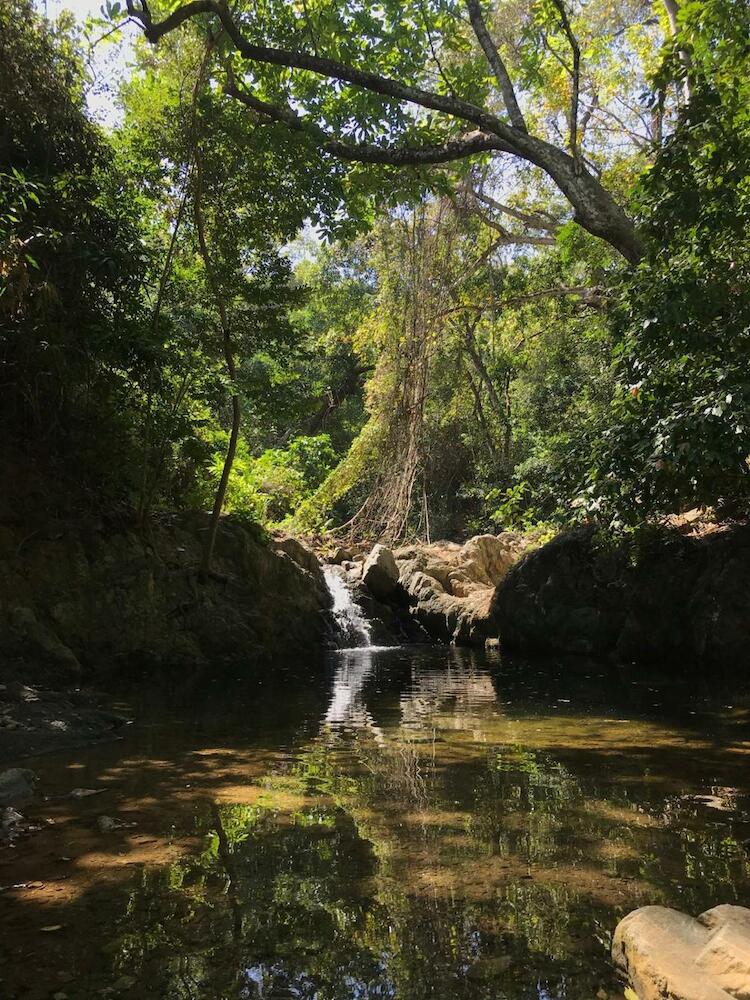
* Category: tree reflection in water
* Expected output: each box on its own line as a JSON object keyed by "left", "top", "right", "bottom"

{"left": 49, "top": 650, "right": 750, "bottom": 997}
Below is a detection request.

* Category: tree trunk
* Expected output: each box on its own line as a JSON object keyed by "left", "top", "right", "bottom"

{"left": 193, "top": 158, "right": 241, "bottom": 578}
{"left": 461, "top": 323, "right": 506, "bottom": 421}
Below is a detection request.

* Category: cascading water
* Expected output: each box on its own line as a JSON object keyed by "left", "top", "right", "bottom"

{"left": 323, "top": 565, "right": 372, "bottom": 649}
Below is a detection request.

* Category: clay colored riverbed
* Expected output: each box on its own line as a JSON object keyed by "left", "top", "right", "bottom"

{"left": 2, "top": 647, "right": 750, "bottom": 999}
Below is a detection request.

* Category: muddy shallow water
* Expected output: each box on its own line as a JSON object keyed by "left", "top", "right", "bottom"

{"left": 2, "top": 647, "right": 750, "bottom": 999}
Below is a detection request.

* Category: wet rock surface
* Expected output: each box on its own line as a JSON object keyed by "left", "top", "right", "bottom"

{"left": 612, "top": 904, "right": 750, "bottom": 999}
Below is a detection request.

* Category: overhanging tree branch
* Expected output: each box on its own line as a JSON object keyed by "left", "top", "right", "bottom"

{"left": 124, "top": 0, "right": 644, "bottom": 263}
{"left": 225, "top": 82, "right": 512, "bottom": 163}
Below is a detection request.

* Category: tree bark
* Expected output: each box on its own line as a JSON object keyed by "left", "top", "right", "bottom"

{"left": 193, "top": 157, "right": 241, "bottom": 578}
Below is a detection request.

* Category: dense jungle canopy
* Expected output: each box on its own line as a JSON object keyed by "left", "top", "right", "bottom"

{"left": 1, "top": 0, "right": 749, "bottom": 555}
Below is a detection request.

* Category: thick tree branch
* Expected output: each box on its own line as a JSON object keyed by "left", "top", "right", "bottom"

{"left": 124, "top": 0, "right": 644, "bottom": 263}
{"left": 225, "top": 82, "right": 511, "bottom": 164}
{"left": 126, "top": 0, "right": 508, "bottom": 137}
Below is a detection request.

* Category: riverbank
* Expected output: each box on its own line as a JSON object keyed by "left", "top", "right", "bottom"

{"left": 3, "top": 511, "right": 750, "bottom": 765}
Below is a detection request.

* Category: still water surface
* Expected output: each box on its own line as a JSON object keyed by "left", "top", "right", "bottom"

{"left": 2, "top": 647, "right": 750, "bottom": 999}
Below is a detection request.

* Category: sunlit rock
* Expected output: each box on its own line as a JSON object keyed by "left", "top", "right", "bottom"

{"left": 393, "top": 533, "right": 528, "bottom": 644}
{"left": 612, "top": 904, "right": 750, "bottom": 1000}
{"left": 362, "top": 543, "right": 400, "bottom": 600}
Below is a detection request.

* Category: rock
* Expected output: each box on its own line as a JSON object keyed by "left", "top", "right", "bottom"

{"left": 0, "top": 516, "right": 333, "bottom": 682}
{"left": 1, "top": 806, "right": 25, "bottom": 835}
{"left": 331, "top": 546, "right": 355, "bottom": 564}
{"left": 341, "top": 560, "right": 362, "bottom": 583}
{"left": 362, "top": 544, "right": 400, "bottom": 600}
{"left": 271, "top": 534, "right": 321, "bottom": 577}
{"left": 493, "top": 522, "right": 750, "bottom": 666}
{"left": 5, "top": 606, "right": 81, "bottom": 676}
{"left": 0, "top": 767, "right": 36, "bottom": 806}
{"left": 97, "top": 814, "right": 135, "bottom": 833}
{"left": 612, "top": 904, "right": 750, "bottom": 1000}
{"left": 393, "top": 535, "right": 528, "bottom": 646}
{"left": 449, "top": 533, "right": 524, "bottom": 596}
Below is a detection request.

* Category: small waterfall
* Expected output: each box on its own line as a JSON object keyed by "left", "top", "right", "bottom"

{"left": 323, "top": 565, "right": 372, "bottom": 649}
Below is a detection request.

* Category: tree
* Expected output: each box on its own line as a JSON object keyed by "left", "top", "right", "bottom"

{"left": 0, "top": 0, "right": 151, "bottom": 505}
{"left": 582, "top": 0, "right": 750, "bottom": 522}
{"left": 118, "top": 0, "right": 678, "bottom": 263}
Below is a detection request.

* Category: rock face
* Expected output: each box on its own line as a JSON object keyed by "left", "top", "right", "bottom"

{"left": 612, "top": 904, "right": 750, "bottom": 1000}
{"left": 492, "top": 524, "right": 750, "bottom": 665}
{"left": 362, "top": 544, "right": 400, "bottom": 600}
{"left": 358, "top": 534, "right": 527, "bottom": 645}
{"left": 0, "top": 515, "right": 332, "bottom": 680}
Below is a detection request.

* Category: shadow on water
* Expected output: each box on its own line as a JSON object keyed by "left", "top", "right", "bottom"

{"left": 1, "top": 647, "right": 750, "bottom": 999}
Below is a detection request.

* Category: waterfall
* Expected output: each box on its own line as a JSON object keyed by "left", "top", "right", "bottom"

{"left": 323, "top": 565, "right": 372, "bottom": 649}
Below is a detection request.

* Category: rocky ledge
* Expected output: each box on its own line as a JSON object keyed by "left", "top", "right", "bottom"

{"left": 0, "top": 514, "right": 331, "bottom": 684}
{"left": 330, "top": 533, "right": 529, "bottom": 646}
{"left": 492, "top": 523, "right": 750, "bottom": 667}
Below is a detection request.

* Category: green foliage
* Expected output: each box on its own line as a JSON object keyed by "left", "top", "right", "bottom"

{"left": 4, "top": 0, "right": 749, "bottom": 540}
{"left": 582, "top": 1, "right": 750, "bottom": 523}
{"left": 209, "top": 433, "right": 338, "bottom": 524}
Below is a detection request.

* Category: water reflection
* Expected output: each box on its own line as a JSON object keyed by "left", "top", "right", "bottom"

{"left": 324, "top": 650, "right": 383, "bottom": 741}
{"left": 2, "top": 649, "right": 750, "bottom": 1000}
{"left": 399, "top": 656, "right": 499, "bottom": 733}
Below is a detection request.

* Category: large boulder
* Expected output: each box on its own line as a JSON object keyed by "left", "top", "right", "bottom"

{"left": 362, "top": 544, "right": 400, "bottom": 600}
{"left": 0, "top": 516, "right": 333, "bottom": 680}
{"left": 394, "top": 534, "right": 527, "bottom": 645}
{"left": 492, "top": 523, "right": 750, "bottom": 666}
{"left": 271, "top": 533, "right": 322, "bottom": 577}
{"left": 612, "top": 904, "right": 750, "bottom": 1000}
{"left": 490, "top": 528, "right": 627, "bottom": 656}
{"left": 449, "top": 533, "right": 525, "bottom": 597}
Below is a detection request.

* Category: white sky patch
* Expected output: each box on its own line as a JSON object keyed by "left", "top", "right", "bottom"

{"left": 39, "top": 0, "right": 138, "bottom": 127}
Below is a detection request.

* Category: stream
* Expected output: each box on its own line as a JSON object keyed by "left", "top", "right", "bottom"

{"left": 2, "top": 646, "right": 750, "bottom": 999}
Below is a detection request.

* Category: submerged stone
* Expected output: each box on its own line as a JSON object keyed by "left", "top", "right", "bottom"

{"left": 0, "top": 767, "right": 37, "bottom": 807}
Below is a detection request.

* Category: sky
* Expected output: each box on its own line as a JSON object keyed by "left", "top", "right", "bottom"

{"left": 41, "top": 0, "right": 138, "bottom": 125}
